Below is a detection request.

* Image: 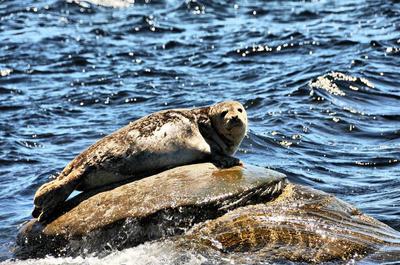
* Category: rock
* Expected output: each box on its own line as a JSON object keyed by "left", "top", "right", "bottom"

{"left": 15, "top": 163, "right": 286, "bottom": 258}
{"left": 16, "top": 163, "right": 400, "bottom": 263}
{"left": 182, "top": 183, "right": 400, "bottom": 263}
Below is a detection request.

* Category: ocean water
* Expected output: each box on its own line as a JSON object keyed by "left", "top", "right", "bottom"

{"left": 0, "top": 0, "right": 399, "bottom": 263}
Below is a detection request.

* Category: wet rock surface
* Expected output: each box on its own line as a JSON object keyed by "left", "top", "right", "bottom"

{"left": 181, "top": 184, "right": 400, "bottom": 263}
{"left": 16, "top": 163, "right": 286, "bottom": 258}
{"left": 15, "top": 164, "right": 400, "bottom": 263}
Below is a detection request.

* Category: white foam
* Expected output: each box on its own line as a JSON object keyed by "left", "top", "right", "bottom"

{"left": 2, "top": 241, "right": 206, "bottom": 265}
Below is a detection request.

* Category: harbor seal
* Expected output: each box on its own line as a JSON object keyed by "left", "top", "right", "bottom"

{"left": 33, "top": 101, "right": 248, "bottom": 221}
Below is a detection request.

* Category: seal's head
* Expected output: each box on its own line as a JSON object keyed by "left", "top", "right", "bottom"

{"left": 209, "top": 101, "right": 248, "bottom": 155}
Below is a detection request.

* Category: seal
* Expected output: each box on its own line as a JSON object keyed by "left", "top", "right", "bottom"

{"left": 33, "top": 101, "right": 248, "bottom": 221}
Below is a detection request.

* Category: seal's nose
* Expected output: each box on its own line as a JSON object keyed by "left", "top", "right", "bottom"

{"left": 229, "top": 115, "right": 241, "bottom": 126}
{"left": 226, "top": 115, "right": 243, "bottom": 130}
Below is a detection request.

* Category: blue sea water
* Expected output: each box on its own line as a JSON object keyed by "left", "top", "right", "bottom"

{"left": 0, "top": 0, "right": 400, "bottom": 263}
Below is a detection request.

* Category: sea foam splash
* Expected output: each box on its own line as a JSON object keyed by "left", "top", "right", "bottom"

{"left": 3, "top": 240, "right": 207, "bottom": 265}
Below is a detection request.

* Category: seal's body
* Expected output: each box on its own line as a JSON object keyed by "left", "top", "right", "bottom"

{"left": 33, "top": 101, "right": 248, "bottom": 221}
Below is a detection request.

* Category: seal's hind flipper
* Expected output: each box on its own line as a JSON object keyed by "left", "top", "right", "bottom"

{"left": 33, "top": 170, "right": 82, "bottom": 220}
{"left": 32, "top": 205, "right": 56, "bottom": 223}
{"left": 31, "top": 206, "right": 41, "bottom": 218}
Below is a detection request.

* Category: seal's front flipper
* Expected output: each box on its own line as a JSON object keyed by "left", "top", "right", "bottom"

{"left": 211, "top": 154, "right": 242, "bottom": 168}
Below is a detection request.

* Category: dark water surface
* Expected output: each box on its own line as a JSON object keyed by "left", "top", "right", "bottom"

{"left": 1, "top": 0, "right": 400, "bottom": 263}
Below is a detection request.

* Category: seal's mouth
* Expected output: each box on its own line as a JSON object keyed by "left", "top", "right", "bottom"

{"left": 226, "top": 117, "right": 243, "bottom": 130}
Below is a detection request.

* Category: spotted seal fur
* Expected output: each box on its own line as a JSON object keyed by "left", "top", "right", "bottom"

{"left": 33, "top": 101, "right": 248, "bottom": 221}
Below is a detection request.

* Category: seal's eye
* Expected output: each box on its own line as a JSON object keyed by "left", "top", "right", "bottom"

{"left": 220, "top": 110, "right": 228, "bottom": 118}
{"left": 237, "top": 108, "right": 243, "bottom": 113}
